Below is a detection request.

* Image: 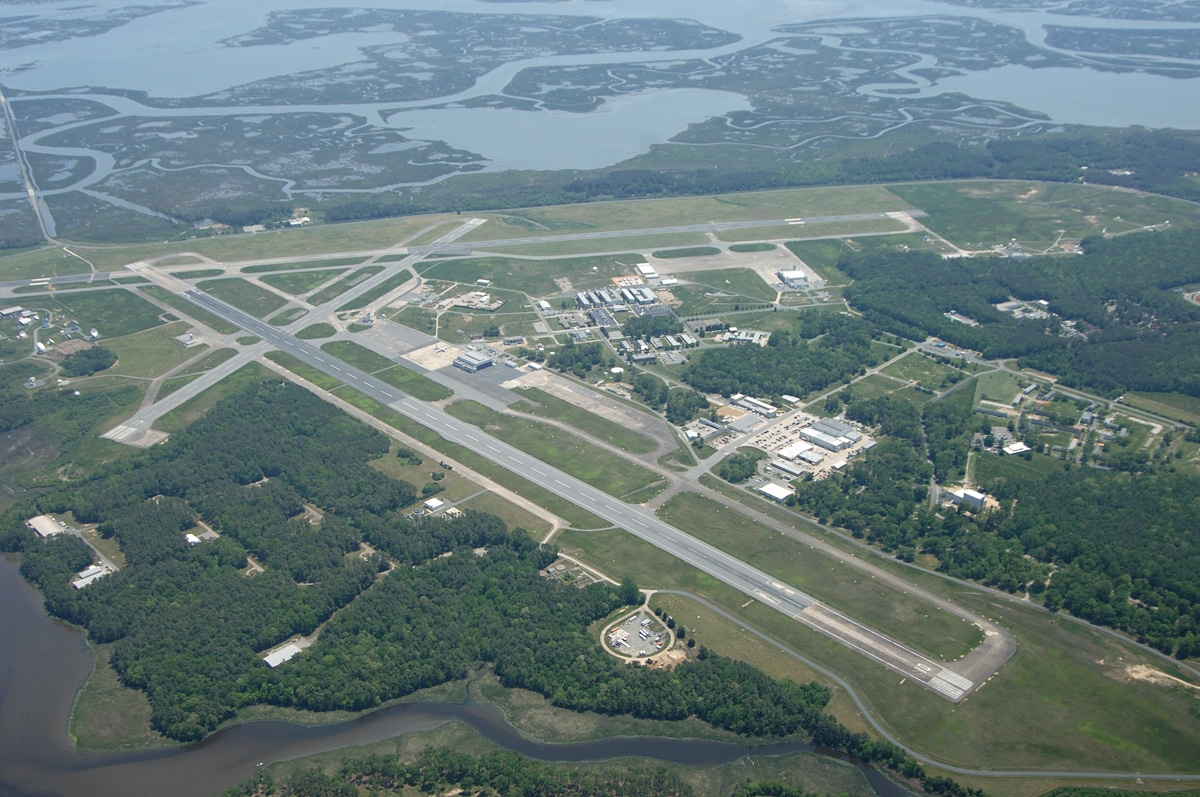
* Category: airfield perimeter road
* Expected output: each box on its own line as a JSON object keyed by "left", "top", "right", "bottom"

{"left": 108, "top": 285, "right": 1014, "bottom": 703}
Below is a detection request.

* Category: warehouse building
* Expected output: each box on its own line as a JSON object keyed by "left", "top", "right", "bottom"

{"left": 26, "top": 515, "right": 62, "bottom": 538}
{"left": 453, "top": 351, "right": 494, "bottom": 373}
{"left": 759, "top": 483, "right": 793, "bottom": 502}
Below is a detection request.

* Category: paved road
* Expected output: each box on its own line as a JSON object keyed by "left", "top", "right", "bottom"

{"left": 109, "top": 287, "right": 1010, "bottom": 702}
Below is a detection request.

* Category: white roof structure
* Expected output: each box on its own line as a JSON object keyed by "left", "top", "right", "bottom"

{"left": 758, "top": 483, "right": 793, "bottom": 502}
{"left": 423, "top": 497, "right": 446, "bottom": 512}
{"left": 777, "top": 441, "right": 814, "bottom": 461}
{"left": 27, "top": 515, "right": 62, "bottom": 538}
{"left": 263, "top": 643, "right": 303, "bottom": 668}
{"left": 1003, "top": 442, "right": 1032, "bottom": 455}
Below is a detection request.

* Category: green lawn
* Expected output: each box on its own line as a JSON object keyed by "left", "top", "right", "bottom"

{"left": 676, "top": 267, "right": 775, "bottom": 302}
{"left": 259, "top": 268, "right": 349, "bottom": 295}
{"left": 446, "top": 400, "right": 664, "bottom": 501}
{"left": 321, "top": 340, "right": 393, "bottom": 372}
{"left": 103, "top": 322, "right": 205, "bottom": 379}
{"left": 267, "top": 308, "right": 307, "bottom": 326}
{"left": 40, "top": 288, "right": 167, "bottom": 338}
{"left": 418, "top": 254, "right": 638, "bottom": 296}
{"left": 881, "top": 352, "right": 966, "bottom": 391}
{"left": 486, "top": 232, "right": 707, "bottom": 257}
{"left": 296, "top": 323, "right": 336, "bottom": 340}
{"left": 728, "top": 243, "right": 776, "bottom": 253}
{"left": 511, "top": 386, "right": 657, "bottom": 455}
{"left": 972, "top": 450, "right": 1066, "bottom": 485}
{"left": 973, "top": 371, "right": 1023, "bottom": 406}
{"left": 0, "top": 248, "right": 93, "bottom": 281}
{"left": 196, "top": 278, "right": 288, "bottom": 318}
{"left": 337, "top": 268, "right": 413, "bottom": 311}
{"left": 308, "top": 266, "right": 384, "bottom": 305}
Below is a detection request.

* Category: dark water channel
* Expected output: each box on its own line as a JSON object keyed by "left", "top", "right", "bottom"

{"left": 0, "top": 557, "right": 905, "bottom": 797}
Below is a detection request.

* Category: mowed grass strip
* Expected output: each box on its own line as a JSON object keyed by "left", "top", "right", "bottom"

{"left": 512, "top": 386, "right": 656, "bottom": 455}
{"left": 243, "top": 257, "right": 366, "bottom": 274}
{"left": 657, "top": 492, "right": 981, "bottom": 662}
{"left": 446, "top": 400, "right": 663, "bottom": 501}
{"left": 196, "top": 278, "right": 288, "bottom": 318}
{"left": 140, "top": 286, "right": 239, "bottom": 334}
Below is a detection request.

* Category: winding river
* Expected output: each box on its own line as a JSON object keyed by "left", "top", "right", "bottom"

{"left": 0, "top": 557, "right": 905, "bottom": 797}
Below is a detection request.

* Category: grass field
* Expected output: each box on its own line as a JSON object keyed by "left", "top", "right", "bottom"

{"left": 881, "top": 353, "right": 965, "bottom": 391}
{"left": 103, "top": 322, "right": 204, "bottom": 379}
{"left": 457, "top": 491, "right": 552, "bottom": 537}
{"left": 0, "top": 248, "right": 92, "bottom": 281}
{"left": 337, "top": 268, "right": 412, "bottom": 311}
{"left": 656, "top": 492, "right": 982, "bottom": 661}
{"left": 845, "top": 373, "right": 906, "bottom": 400}
{"left": 391, "top": 305, "right": 437, "bottom": 335}
{"left": 308, "top": 266, "right": 384, "bottom": 305}
{"left": 972, "top": 370, "right": 1023, "bottom": 406}
{"left": 172, "top": 269, "right": 224, "bottom": 280}
{"left": 69, "top": 646, "right": 163, "bottom": 751}
{"left": 259, "top": 268, "right": 349, "bottom": 295}
{"left": 41, "top": 288, "right": 166, "bottom": 338}
{"left": 437, "top": 310, "right": 539, "bottom": 343}
{"left": 321, "top": 340, "right": 392, "bottom": 372}
{"left": 677, "top": 267, "right": 776, "bottom": 301}
{"left": 890, "top": 181, "right": 1199, "bottom": 250}
{"left": 418, "top": 254, "right": 639, "bottom": 296}
{"left": 1125, "top": 391, "right": 1200, "bottom": 425}
{"left": 973, "top": 450, "right": 1066, "bottom": 483}
{"left": 296, "top": 323, "right": 335, "bottom": 340}
{"left": 511, "top": 386, "right": 657, "bottom": 455}
{"left": 446, "top": 400, "right": 664, "bottom": 501}
{"left": 195, "top": 278, "right": 288, "bottom": 318}
{"left": 728, "top": 243, "right": 776, "bottom": 253}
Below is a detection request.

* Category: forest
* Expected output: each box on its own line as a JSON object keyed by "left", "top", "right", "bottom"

{"left": 788, "top": 390, "right": 1200, "bottom": 658}
{"left": 2, "top": 378, "right": 983, "bottom": 797}
{"left": 840, "top": 230, "right": 1200, "bottom": 398}
{"left": 682, "top": 314, "right": 881, "bottom": 399}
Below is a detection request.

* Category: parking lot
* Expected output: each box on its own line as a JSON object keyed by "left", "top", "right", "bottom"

{"left": 604, "top": 608, "right": 671, "bottom": 659}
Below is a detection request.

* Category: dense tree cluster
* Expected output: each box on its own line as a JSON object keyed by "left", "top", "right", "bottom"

{"left": 622, "top": 315, "right": 683, "bottom": 341}
{"left": 789, "top": 387, "right": 1200, "bottom": 657}
{"left": 59, "top": 346, "right": 117, "bottom": 377}
{"left": 840, "top": 230, "right": 1200, "bottom": 398}
{"left": 683, "top": 314, "right": 880, "bottom": 398}
{"left": 717, "top": 451, "right": 766, "bottom": 484}
{"left": 665, "top": 387, "right": 710, "bottom": 425}
{"left": 546, "top": 341, "right": 606, "bottom": 378}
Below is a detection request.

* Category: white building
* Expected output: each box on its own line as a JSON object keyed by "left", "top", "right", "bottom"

{"left": 26, "top": 515, "right": 62, "bottom": 538}
{"left": 263, "top": 643, "right": 303, "bottom": 668}
{"left": 758, "top": 483, "right": 793, "bottom": 502}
